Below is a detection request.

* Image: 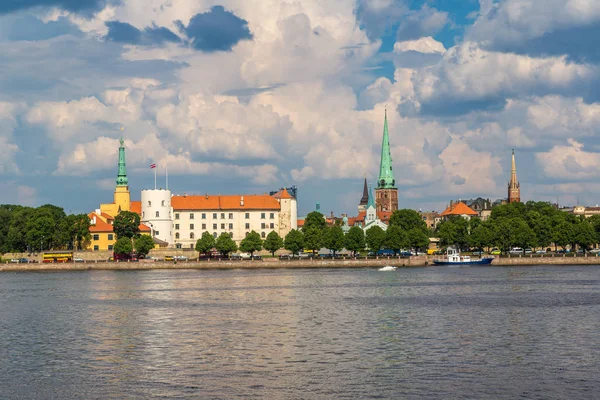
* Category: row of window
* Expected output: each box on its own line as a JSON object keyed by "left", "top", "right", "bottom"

{"left": 93, "top": 244, "right": 114, "bottom": 251}
{"left": 92, "top": 234, "right": 113, "bottom": 241}
{"left": 175, "top": 212, "right": 276, "bottom": 220}
{"left": 147, "top": 200, "right": 167, "bottom": 207}
{"left": 175, "top": 222, "right": 275, "bottom": 230}
{"left": 175, "top": 231, "right": 272, "bottom": 240}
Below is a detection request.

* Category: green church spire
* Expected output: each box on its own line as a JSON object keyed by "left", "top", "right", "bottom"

{"left": 367, "top": 185, "right": 375, "bottom": 209}
{"left": 116, "top": 137, "right": 128, "bottom": 186}
{"left": 377, "top": 109, "right": 395, "bottom": 189}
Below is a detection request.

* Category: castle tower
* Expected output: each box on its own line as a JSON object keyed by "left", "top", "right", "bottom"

{"left": 375, "top": 110, "right": 398, "bottom": 212}
{"left": 508, "top": 149, "right": 520, "bottom": 203}
{"left": 113, "top": 138, "right": 131, "bottom": 213}
{"left": 141, "top": 189, "right": 173, "bottom": 245}
{"left": 358, "top": 177, "right": 369, "bottom": 214}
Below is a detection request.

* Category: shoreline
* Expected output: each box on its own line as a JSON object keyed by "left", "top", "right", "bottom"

{"left": 2, "top": 255, "right": 600, "bottom": 272}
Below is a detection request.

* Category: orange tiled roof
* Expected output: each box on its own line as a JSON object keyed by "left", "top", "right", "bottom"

{"left": 139, "top": 223, "right": 151, "bottom": 232}
{"left": 297, "top": 219, "right": 305, "bottom": 228}
{"left": 272, "top": 188, "right": 294, "bottom": 199}
{"left": 171, "top": 194, "right": 281, "bottom": 210}
{"left": 89, "top": 212, "right": 114, "bottom": 233}
{"left": 130, "top": 201, "right": 141, "bottom": 215}
{"left": 440, "top": 201, "right": 478, "bottom": 216}
{"left": 351, "top": 211, "right": 392, "bottom": 224}
{"left": 100, "top": 212, "right": 114, "bottom": 221}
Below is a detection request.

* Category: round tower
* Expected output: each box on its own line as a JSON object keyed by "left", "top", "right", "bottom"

{"left": 141, "top": 189, "right": 173, "bottom": 246}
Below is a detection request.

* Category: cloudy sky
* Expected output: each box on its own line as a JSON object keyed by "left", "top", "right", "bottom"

{"left": 1, "top": 0, "right": 599, "bottom": 216}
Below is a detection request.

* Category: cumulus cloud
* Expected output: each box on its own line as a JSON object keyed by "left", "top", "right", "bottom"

{"left": 396, "top": 4, "right": 448, "bottom": 41}
{"left": 0, "top": 0, "right": 117, "bottom": 16}
{"left": 105, "top": 21, "right": 180, "bottom": 46}
{"left": 536, "top": 139, "right": 600, "bottom": 181}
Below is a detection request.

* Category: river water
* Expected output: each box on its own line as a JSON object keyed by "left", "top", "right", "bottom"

{"left": 1, "top": 265, "right": 599, "bottom": 399}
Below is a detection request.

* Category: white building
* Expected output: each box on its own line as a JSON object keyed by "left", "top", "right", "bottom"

{"left": 141, "top": 188, "right": 297, "bottom": 248}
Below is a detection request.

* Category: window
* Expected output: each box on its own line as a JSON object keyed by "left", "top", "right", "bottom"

{"left": 261, "top": 232, "right": 266, "bottom": 238}
{"left": 229, "top": 223, "right": 233, "bottom": 229}
{"left": 155, "top": 231, "right": 159, "bottom": 236}
{"left": 93, "top": 234, "right": 99, "bottom": 241}
{"left": 245, "top": 223, "right": 250, "bottom": 229}
{"left": 108, "top": 245, "right": 113, "bottom": 250}
{"left": 213, "top": 232, "right": 217, "bottom": 238}
{"left": 156, "top": 211, "right": 160, "bottom": 218}
{"left": 202, "top": 223, "right": 206, "bottom": 230}
{"left": 261, "top": 223, "right": 265, "bottom": 229}
{"left": 190, "top": 233, "right": 195, "bottom": 239}
{"left": 161, "top": 200, "right": 165, "bottom": 206}
{"left": 175, "top": 233, "right": 180, "bottom": 239}
{"left": 190, "top": 224, "right": 194, "bottom": 230}
{"left": 190, "top": 213, "right": 194, "bottom": 219}
{"left": 148, "top": 201, "right": 151, "bottom": 206}
{"left": 213, "top": 224, "right": 217, "bottom": 230}
{"left": 221, "top": 213, "right": 225, "bottom": 219}
{"left": 142, "top": 212, "right": 144, "bottom": 218}
{"left": 270, "top": 213, "right": 274, "bottom": 219}
{"left": 221, "top": 223, "right": 225, "bottom": 229}
{"left": 175, "top": 224, "right": 179, "bottom": 230}
{"left": 94, "top": 245, "right": 99, "bottom": 251}
{"left": 202, "top": 213, "right": 206, "bottom": 219}
{"left": 245, "top": 213, "right": 250, "bottom": 219}
{"left": 270, "top": 223, "right": 274, "bottom": 229}
{"left": 108, "top": 234, "right": 113, "bottom": 240}
{"left": 229, "top": 213, "right": 233, "bottom": 219}
{"left": 190, "top": 244, "right": 194, "bottom": 249}
{"left": 213, "top": 213, "right": 217, "bottom": 219}
{"left": 261, "top": 213, "right": 265, "bottom": 219}
{"left": 176, "top": 243, "right": 182, "bottom": 249}
{"left": 175, "top": 213, "right": 180, "bottom": 220}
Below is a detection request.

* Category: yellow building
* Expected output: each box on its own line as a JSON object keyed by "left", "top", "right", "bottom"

{"left": 88, "top": 211, "right": 151, "bottom": 251}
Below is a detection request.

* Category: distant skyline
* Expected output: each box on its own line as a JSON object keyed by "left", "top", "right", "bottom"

{"left": 1, "top": 0, "right": 600, "bottom": 216}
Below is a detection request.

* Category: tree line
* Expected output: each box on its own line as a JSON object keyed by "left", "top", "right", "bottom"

{"left": 436, "top": 201, "right": 600, "bottom": 253}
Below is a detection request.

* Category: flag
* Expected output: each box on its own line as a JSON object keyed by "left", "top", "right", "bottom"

{"left": 150, "top": 163, "right": 156, "bottom": 169}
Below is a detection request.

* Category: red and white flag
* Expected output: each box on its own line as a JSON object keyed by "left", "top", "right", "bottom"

{"left": 150, "top": 163, "right": 156, "bottom": 169}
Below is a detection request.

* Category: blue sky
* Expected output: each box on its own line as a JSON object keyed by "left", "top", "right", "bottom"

{"left": 1, "top": 0, "right": 600, "bottom": 217}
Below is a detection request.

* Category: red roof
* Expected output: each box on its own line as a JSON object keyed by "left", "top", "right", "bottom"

{"left": 89, "top": 212, "right": 113, "bottom": 233}
{"left": 272, "top": 188, "right": 294, "bottom": 199}
{"left": 171, "top": 194, "right": 281, "bottom": 210}
{"left": 440, "top": 202, "right": 478, "bottom": 216}
{"left": 352, "top": 211, "right": 392, "bottom": 224}
{"left": 297, "top": 219, "right": 305, "bottom": 228}
{"left": 130, "top": 201, "right": 141, "bottom": 215}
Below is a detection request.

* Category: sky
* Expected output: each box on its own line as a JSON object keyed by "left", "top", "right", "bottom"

{"left": 1, "top": 0, "right": 600, "bottom": 217}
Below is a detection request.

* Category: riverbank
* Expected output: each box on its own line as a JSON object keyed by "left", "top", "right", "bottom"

{"left": 2, "top": 255, "right": 600, "bottom": 272}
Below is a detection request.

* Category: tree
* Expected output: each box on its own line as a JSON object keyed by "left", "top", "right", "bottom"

{"left": 385, "top": 225, "right": 408, "bottom": 255}
{"left": 134, "top": 235, "right": 155, "bottom": 257}
{"left": 322, "top": 226, "right": 345, "bottom": 255}
{"left": 574, "top": 221, "right": 595, "bottom": 252}
{"left": 284, "top": 229, "right": 304, "bottom": 256}
{"left": 365, "top": 226, "right": 386, "bottom": 253}
{"left": 303, "top": 211, "right": 327, "bottom": 230}
{"left": 388, "top": 209, "right": 427, "bottom": 233}
{"left": 113, "top": 211, "right": 140, "bottom": 239}
{"left": 345, "top": 226, "right": 365, "bottom": 256}
{"left": 61, "top": 214, "right": 91, "bottom": 250}
{"left": 195, "top": 232, "right": 216, "bottom": 257}
{"left": 215, "top": 233, "right": 238, "bottom": 257}
{"left": 408, "top": 227, "right": 429, "bottom": 252}
{"left": 239, "top": 231, "right": 263, "bottom": 257}
{"left": 553, "top": 221, "right": 575, "bottom": 251}
{"left": 470, "top": 223, "right": 493, "bottom": 251}
{"left": 113, "top": 237, "right": 133, "bottom": 256}
{"left": 303, "top": 226, "right": 323, "bottom": 254}
{"left": 263, "top": 231, "right": 284, "bottom": 256}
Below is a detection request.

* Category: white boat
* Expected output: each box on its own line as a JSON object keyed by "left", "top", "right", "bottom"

{"left": 378, "top": 266, "right": 397, "bottom": 271}
{"left": 433, "top": 247, "right": 493, "bottom": 266}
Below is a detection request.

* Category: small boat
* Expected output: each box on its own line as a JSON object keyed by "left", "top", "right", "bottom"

{"left": 378, "top": 266, "right": 397, "bottom": 271}
{"left": 433, "top": 247, "right": 493, "bottom": 266}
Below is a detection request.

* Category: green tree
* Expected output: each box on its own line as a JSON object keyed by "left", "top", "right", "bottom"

{"left": 134, "top": 235, "right": 155, "bottom": 257}
{"left": 408, "top": 227, "right": 430, "bottom": 252}
{"left": 113, "top": 237, "right": 133, "bottom": 256}
{"left": 61, "top": 214, "right": 91, "bottom": 250}
{"left": 113, "top": 211, "right": 141, "bottom": 239}
{"left": 388, "top": 209, "right": 427, "bottom": 233}
{"left": 365, "top": 226, "right": 386, "bottom": 253}
{"left": 385, "top": 225, "right": 408, "bottom": 255}
{"left": 553, "top": 221, "right": 575, "bottom": 251}
{"left": 284, "top": 229, "right": 304, "bottom": 256}
{"left": 470, "top": 223, "right": 493, "bottom": 251}
{"left": 303, "top": 226, "right": 323, "bottom": 254}
{"left": 303, "top": 211, "right": 327, "bottom": 230}
{"left": 215, "top": 233, "right": 238, "bottom": 257}
{"left": 195, "top": 232, "right": 216, "bottom": 257}
{"left": 263, "top": 231, "right": 284, "bottom": 256}
{"left": 574, "top": 221, "right": 596, "bottom": 252}
{"left": 239, "top": 230, "right": 263, "bottom": 257}
{"left": 345, "top": 226, "right": 365, "bottom": 256}
{"left": 511, "top": 219, "right": 536, "bottom": 251}
{"left": 322, "top": 226, "right": 345, "bottom": 255}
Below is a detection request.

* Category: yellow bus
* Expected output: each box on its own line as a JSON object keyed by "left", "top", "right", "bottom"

{"left": 43, "top": 251, "right": 73, "bottom": 263}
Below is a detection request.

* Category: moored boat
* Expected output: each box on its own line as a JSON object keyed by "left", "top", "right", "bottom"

{"left": 433, "top": 247, "right": 493, "bottom": 266}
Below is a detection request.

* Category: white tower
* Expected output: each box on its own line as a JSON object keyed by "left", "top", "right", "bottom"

{"left": 141, "top": 189, "right": 174, "bottom": 245}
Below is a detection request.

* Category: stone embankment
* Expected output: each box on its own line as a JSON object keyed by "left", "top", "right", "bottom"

{"left": 2, "top": 254, "right": 600, "bottom": 272}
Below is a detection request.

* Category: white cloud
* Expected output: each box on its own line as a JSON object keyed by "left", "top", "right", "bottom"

{"left": 394, "top": 36, "right": 445, "bottom": 54}
{"left": 536, "top": 139, "right": 600, "bottom": 180}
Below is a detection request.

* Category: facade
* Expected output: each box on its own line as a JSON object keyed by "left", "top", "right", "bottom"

{"left": 571, "top": 206, "right": 600, "bottom": 218}
{"left": 452, "top": 197, "right": 492, "bottom": 220}
{"left": 375, "top": 110, "right": 399, "bottom": 212}
{"left": 508, "top": 150, "right": 521, "bottom": 203}
{"left": 88, "top": 211, "right": 151, "bottom": 251}
{"left": 141, "top": 189, "right": 174, "bottom": 245}
{"left": 420, "top": 211, "right": 441, "bottom": 229}
{"left": 439, "top": 201, "right": 479, "bottom": 221}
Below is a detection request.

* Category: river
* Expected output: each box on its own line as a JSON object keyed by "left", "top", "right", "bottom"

{"left": 1, "top": 265, "right": 599, "bottom": 399}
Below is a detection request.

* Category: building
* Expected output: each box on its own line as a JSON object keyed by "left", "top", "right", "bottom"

{"left": 508, "top": 149, "right": 520, "bottom": 203}
{"left": 439, "top": 201, "right": 479, "bottom": 221}
{"left": 357, "top": 178, "right": 369, "bottom": 214}
{"left": 452, "top": 197, "right": 492, "bottom": 220}
{"left": 571, "top": 205, "right": 600, "bottom": 218}
{"left": 99, "top": 138, "right": 131, "bottom": 217}
{"left": 88, "top": 211, "right": 151, "bottom": 251}
{"left": 375, "top": 110, "right": 399, "bottom": 212}
{"left": 141, "top": 189, "right": 174, "bottom": 245}
{"left": 420, "top": 211, "right": 441, "bottom": 229}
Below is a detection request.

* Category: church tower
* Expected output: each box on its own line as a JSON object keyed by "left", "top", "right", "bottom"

{"left": 358, "top": 177, "right": 369, "bottom": 214}
{"left": 508, "top": 149, "right": 520, "bottom": 203}
{"left": 113, "top": 138, "right": 131, "bottom": 213}
{"left": 375, "top": 110, "right": 398, "bottom": 212}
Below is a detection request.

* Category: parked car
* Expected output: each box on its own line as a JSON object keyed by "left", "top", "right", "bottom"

{"left": 524, "top": 248, "right": 532, "bottom": 255}
{"left": 490, "top": 248, "right": 501, "bottom": 255}
{"left": 589, "top": 249, "right": 600, "bottom": 254}
{"left": 472, "top": 249, "right": 485, "bottom": 256}
{"left": 535, "top": 249, "right": 547, "bottom": 254}
{"left": 251, "top": 255, "right": 263, "bottom": 260}
{"left": 279, "top": 254, "right": 292, "bottom": 260}
{"left": 509, "top": 247, "right": 524, "bottom": 255}
{"left": 174, "top": 255, "right": 188, "bottom": 261}
{"left": 73, "top": 257, "right": 85, "bottom": 263}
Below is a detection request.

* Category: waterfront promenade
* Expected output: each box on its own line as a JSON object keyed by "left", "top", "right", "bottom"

{"left": 2, "top": 254, "right": 600, "bottom": 272}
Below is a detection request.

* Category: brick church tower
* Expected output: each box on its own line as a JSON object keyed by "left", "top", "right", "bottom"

{"left": 375, "top": 110, "right": 398, "bottom": 212}
{"left": 508, "top": 149, "right": 520, "bottom": 203}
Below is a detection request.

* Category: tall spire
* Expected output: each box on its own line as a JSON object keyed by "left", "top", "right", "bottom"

{"left": 377, "top": 109, "right": 395, "bottom": 189}
{"left": 116, "top": 137, "right": 128, "bottom": 187}
{"left": 508, "top": 149, "right": 520, "bottom": 203}
{"left": 367, "top": 185, "right": 375, "bottom": 209}
{"left": 359, "top": 176, "right": 369, "bottom": 205}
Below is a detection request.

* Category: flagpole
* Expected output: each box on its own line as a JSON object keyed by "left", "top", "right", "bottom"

{"left": 154, "top": 165, "right": 157, "bottom": 189}
{"left": 166, "top": 163, "right": 168, "bottom": 190}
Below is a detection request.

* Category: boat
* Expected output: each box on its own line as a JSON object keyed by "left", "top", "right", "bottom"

{"left": 378, "top": 266, "right": 397, "bottom": 271}
{"left": 433, "top": 247, "right": 493, "bottom": 266}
